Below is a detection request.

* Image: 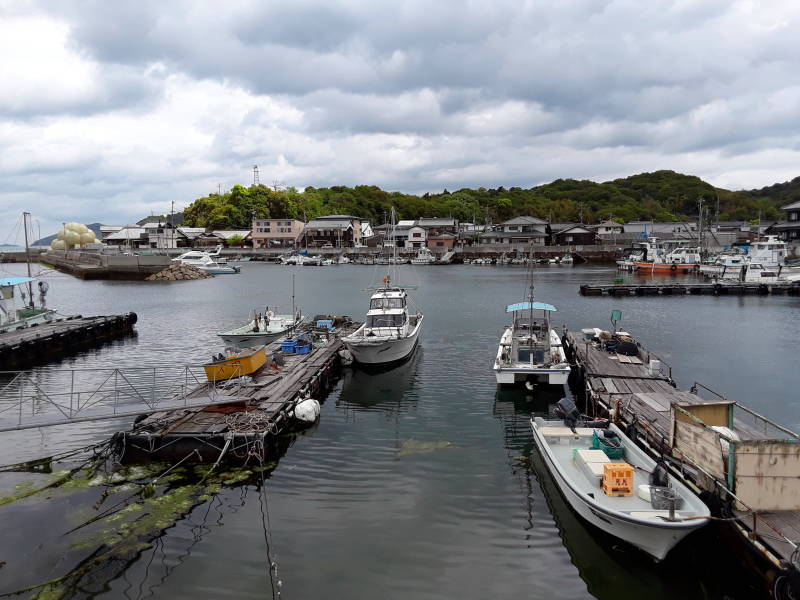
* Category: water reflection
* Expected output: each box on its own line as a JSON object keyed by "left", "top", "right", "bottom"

{"left": 336, "top": 347, "right": 422, "bottom": 414}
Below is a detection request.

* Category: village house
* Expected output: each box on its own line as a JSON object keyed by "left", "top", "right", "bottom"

{"left": 479, "top": 216, "right": 548, "bottom": 246}
{"left": 768, "top": 201, "right": 800, "bottom": 257}
{"left": 251, "top": 218, "right": 304, "bottom": 248}
{"left": 301, "top": 215, "right": 363, "bottom": 248}
{"left": 548, "top": 223, "right": 597, "bottom": 246}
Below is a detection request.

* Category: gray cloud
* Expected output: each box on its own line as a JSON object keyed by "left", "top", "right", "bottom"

{"left": 1, "top": 1, "right": 799, "bottom": 236}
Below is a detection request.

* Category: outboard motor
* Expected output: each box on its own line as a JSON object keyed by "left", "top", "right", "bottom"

{"left": 650, "top": 458, "right": 670, "bottom": 488}
{"left": 554, "top": 397, "right": 581, "bottom": 433}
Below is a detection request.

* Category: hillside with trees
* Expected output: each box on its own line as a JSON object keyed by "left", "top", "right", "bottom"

{"left": 182, "top": 171, "right": 789, "bottom": 229}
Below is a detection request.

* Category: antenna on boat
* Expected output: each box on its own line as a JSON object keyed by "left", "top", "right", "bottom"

{"left": 291, "top": 273, "right": 296, "bottom": 320}
{"left": 22, "top": 212, "right": 34, "bottom": 308}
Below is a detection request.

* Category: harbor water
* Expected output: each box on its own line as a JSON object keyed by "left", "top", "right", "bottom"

{"left": 1, "top": 262, "right": 799, "bottom": 599}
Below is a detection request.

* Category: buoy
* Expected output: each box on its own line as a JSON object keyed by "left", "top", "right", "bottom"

{"left": 293, "top": 398, "right": 320, "bottom": 423}
{"left": 338, "top": 348, "right": 354, "bottom": 366}
{"left": 525, "top": 380, "right": 535, "bottom": 391}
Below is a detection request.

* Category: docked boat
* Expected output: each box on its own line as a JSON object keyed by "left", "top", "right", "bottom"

{"left": 632, "top": 238, "right": 701, "bottom": 272}
{"left": 410, "top": 247, "right": 436, "bottom": 265}
{"left": 342, "top": 282, "right": 423, "bottom": 365}
{"left": 172, "top": 246, "right": 240, "bottom": 274}
{"left": 343, "top": 208, "right": 423, "bottom": 365}
{"left": 203, "top": 345, "right": 267, "bottom": 381}
{"left": 218, "top": 309, "right": 304, "bottom": 348}
{"left": 0, "top": 276, "right": 58, "bottom": 334}
{"left": 494, "top": 301, "right": 570, "bottom": 386}
{"left": 494, "top": 261, "right": 569, "bottom": 386}
{"left": 531, "top": 407, "right": 710, "bottom": 560}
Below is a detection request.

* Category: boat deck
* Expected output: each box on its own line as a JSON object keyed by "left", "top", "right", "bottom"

{"left": 119, "top": 321, "right": 361, "bottom": 462}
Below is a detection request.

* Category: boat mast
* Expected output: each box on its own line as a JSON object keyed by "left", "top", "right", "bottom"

{"left": 291, "top": 273, "right": 296, "bottom": 319}
{"left": 22, "top": 212, "right": 34, "bottom": 308}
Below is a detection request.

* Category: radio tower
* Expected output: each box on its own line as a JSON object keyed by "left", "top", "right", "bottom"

{"left": 252, "top": 165, "right": 260, "bottom": 186}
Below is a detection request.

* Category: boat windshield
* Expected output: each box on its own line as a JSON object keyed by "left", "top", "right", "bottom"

{"left": 366, "top": 313, "right": 405, "bottom": 328}
{"left": 370, "top": 297, "right": 405, "bottom": 309}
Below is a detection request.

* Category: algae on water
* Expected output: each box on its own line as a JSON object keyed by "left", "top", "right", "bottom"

{"left": 399, "top": 439, "right": 452, "bottom": 456}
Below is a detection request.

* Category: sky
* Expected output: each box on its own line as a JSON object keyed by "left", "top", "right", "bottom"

{"left": 2, "top": 0, "right": 800, "bottom": 241}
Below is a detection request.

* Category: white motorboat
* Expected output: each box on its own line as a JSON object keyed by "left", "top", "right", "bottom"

{"left": 172, "top": 246, "right": 240, "bottom": 274}
{"left": 531, "top": 410, "right": 710, "bottom": 561}
{"left": 494, "top": 262, "right": 569, "bottom": 386}
{"left": 410, "top": 247, "right": 436, "bottom": 265}
{"left": 218, "top": 309, "right": 304, "bottom": 347}
{"left": 343, "top": 208, "right": 423, "bottom": 365}
{"left": 494, "top": 301, "right": 570, "bottom": 385}
{"left": 560, "top": 253, "right": 574, "bottom": 264}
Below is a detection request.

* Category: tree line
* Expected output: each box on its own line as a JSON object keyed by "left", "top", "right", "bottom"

{"left": 182, "top": 170, "right": 790, "bottom": 229}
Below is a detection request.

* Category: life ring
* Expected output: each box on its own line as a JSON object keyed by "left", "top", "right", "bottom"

{"left": 670, "top": 264, "right": 677, "bottom": 271}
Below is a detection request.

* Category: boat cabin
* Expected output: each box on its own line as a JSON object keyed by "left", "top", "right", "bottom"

{"left": 365, "top": 289, "right": 408, "bottom": 331}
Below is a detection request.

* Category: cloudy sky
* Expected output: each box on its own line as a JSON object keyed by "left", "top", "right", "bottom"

{"left": 2, "top": 0, "right": 799, "bottom": 239}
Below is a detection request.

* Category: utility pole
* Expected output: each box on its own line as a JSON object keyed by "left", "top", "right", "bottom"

{"left": 253, "top": 165, "right": 260, "bottom": 186}
{"left": 697, "top": 197, "right": 704, "bottom": 254}
{"left": 170, "top": 200, "right": 175, "bottom": 249}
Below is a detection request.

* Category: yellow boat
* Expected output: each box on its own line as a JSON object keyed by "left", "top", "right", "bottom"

{"left": 203, "top": 345, "right": 267, "bottom": 382}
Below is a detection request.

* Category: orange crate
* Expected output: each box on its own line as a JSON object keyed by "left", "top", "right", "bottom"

{"left": 602, "top": 462, "right": 634, "bottom": 497}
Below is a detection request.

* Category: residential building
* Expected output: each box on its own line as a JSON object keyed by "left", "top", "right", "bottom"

{"left": 416, "top": 217, "right": 459, "bottom": 236}
{"left": 624, "top": 221, "right": 698, "bottom": 238}
{"left": 426, "top": 232, "right": 457, "bottom": 251}
{"left": 301, "top": 215, "right": 363, "bottom": 248}
{"left": 479, "top": 216, "right": 548, "bottom": 245}
{"left": 251, "top": 218, "right": 304, "bottom": 248}
{"left": 770, "top": 201, "right": 800, "bottom": 243}
{"left": 549, "top": 223, "right": 597, "bottom": 246}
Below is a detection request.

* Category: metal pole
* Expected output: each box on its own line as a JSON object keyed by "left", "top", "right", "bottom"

{"left": 22, "top": 212, "right": 34, "bottom": 308}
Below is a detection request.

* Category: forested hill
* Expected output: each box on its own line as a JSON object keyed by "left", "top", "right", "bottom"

{"left": 182, "top": 170, "right": 790, "bottom": 230}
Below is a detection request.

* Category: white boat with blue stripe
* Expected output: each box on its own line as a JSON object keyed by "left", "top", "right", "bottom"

{"left": 494, "top": 299, "right": 570, "bottom": 386}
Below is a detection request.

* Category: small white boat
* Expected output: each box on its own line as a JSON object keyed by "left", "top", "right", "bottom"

{"left": 218, "top": 309, "right": 304, "bottom": 347}
{"left": 531, "top": 411, "right": 710, "bottom": 561}
{"left": 320, "top": 258, "right": 334, "bottom": 266}
{"left": 342, "top": 284, "right": 423, "bottom": 365}
{"left": 343, "top": 207, "right": 423, "bottom": 365}
{"left": 560, "top": 254, "right": 574, "bottom": 265}
{"left": 410, "top": 248, "right": 436, "bottom": 265}
{"left": 172, "top": 246, "right": 240, "bottom": 274}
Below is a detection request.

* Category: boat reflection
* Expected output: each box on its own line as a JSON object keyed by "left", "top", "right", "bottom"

{"left": 336, "top": 346, "right": 422, "bottom": 413}
{"left": 492, "top": 388, "right": 764, "bottom": 600}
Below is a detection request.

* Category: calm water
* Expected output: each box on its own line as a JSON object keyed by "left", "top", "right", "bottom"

{"left": 1, "top": 262, "right": 799, "bottom": 599}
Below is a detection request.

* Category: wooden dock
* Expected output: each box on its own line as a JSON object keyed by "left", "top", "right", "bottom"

{"left": 115, "top": 321, "right": 361, "bottom": 463}
{"left": 0, "top": 313, "right": 137, "bottom": 368}
{"left": 580, "top": 281, "right": 800, "bottom": 297}
{"left": 564, "top": 330, "right": 800, "bottom": 596}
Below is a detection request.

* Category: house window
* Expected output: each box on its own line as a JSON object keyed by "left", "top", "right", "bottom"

{"left": 566, "top": 236, "right": 573, "bottom": 242}
{"left": 264, "top": 228, "right": 271, "bottom": 233}
{"left": 790, "top": 212, "right": 798, "bottom": 221}
{"left": 436, "top": 241, "right": 444, "bottom": 246}
{"left": 413, "top": 232, "right": 421, "bottom": 238}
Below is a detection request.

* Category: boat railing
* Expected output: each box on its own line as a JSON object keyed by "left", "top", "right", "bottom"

{"left": 0, "top": 364, "right": 247, "bottom": 432}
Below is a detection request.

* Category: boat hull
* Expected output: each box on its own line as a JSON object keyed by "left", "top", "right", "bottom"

{"left": 203, "top": 346, "right": 267, "bottom": 381}
{"left": 633, "top": 261, "right": 698, "bottom": 272}
{"left": 218, "top": 330, "right": 285, "bottom": 347}
{"left": 494, "top": 366, "right": 570, "bottom": 385}
{"left": 531, "top": 421, "right": 708, "bottom": 561}
{"left": 343, "top": 318, "right": 422, "bottom": 365}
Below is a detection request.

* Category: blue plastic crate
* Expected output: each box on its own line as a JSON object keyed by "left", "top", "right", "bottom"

{"left": 295, "top": 344, "right": 311, "bottom": 354}
{"left": 316, "top": 319, "right": 334, "bottom": 329}
{"left": 281, "top": 340, "right": 297, "bottom": 353}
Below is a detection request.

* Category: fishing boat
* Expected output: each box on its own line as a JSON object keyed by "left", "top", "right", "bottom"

{"left": 631, "top": 238, "right": 701, "bottom": 273}
{"left": 0, "top": 277, "right": 57, "bottom": 334}
{"left": 1, "top": 213, "right": 60, "bottom": 335}
{"left": 343, "top": 208, "right": 423, "bottom": 365}
{"left": 530, "top": 406, "right": 710, "bottom": 561}
{"left": 218, "top": 309, "right": 304, "bottom": 348}
{"left": 494, "top": 260, "right": 570, "bottom": 386}
{"left": 410, "top": 247, "right": 436, "bottom": 265}
{"left": 203, "top": 345, "right": 267, "bottom": 381}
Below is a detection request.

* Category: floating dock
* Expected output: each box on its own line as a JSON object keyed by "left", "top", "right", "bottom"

{"left": 114, "top": 320, "right": 360, "bottom": 463}
{"left": 0, "top": 313, "right": 137, "bottom": 368}
{"left": 564, "top": 330, "right": 800, "bottom": 598}
{"left": 579, "top": 281, "right": 800, "bottom": 297}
